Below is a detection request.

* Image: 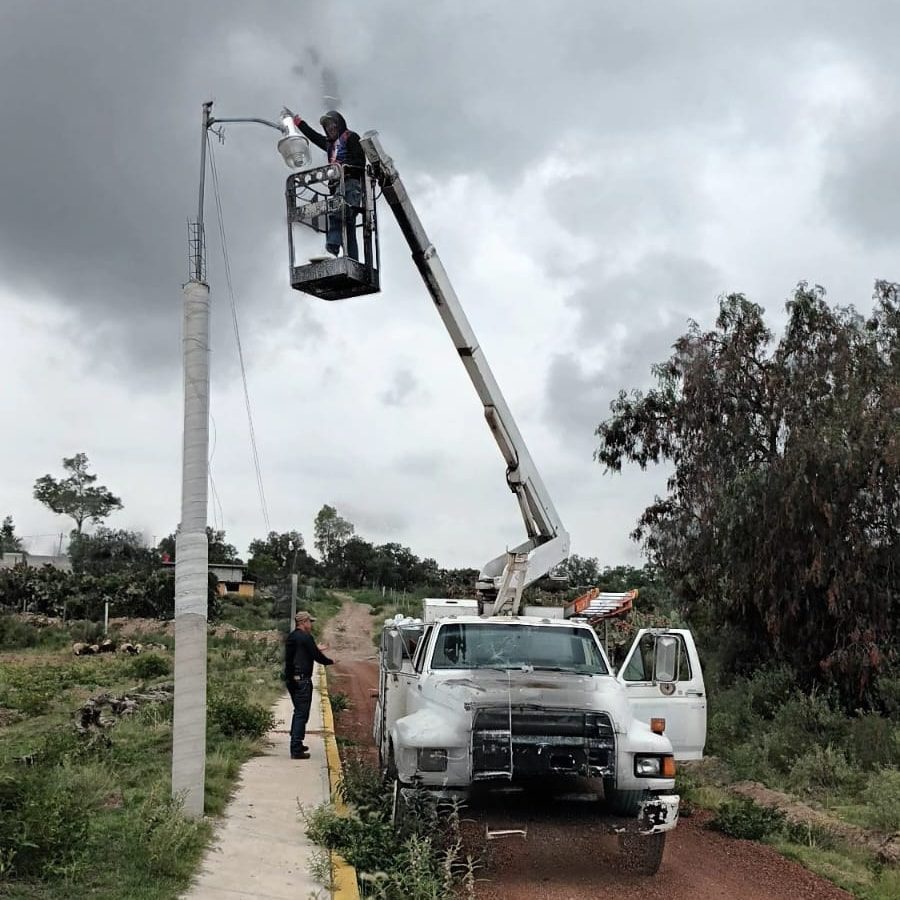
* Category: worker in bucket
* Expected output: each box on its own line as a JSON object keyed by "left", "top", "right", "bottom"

{"left": 289, "top": 108, "right": 365, "bottom": 260}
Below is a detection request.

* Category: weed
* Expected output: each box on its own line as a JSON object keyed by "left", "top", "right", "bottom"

{"left": 307, "top": 847, "right": 335, "bottom": 891}
{"left": 305, "top": 760, "right": 476, "bottom": 899}
{"left": 133, "top": 787, "right": 209, "bottom": 877}
{"left": 709, "top": 797, "right": 785, "bottom": 840}
{"left": 128, "top": 653, "right": 171, "bottom": 680}
{"left": 330, "top": 691, "right": 351, "bottom": 714}
{"left": 208, "top": 692, "right": 274, "bottom": 739}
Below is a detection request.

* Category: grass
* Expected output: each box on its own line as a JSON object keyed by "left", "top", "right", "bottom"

{"left": 0, "top": 596, "right": 341, "bottom": 898}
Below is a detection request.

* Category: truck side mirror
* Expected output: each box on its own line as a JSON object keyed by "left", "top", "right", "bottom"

{"left": 383, "top": 630, "right": 405, "bottom": 673}
{"left": 654, "top": 635, "right": 678, "bottom": 683}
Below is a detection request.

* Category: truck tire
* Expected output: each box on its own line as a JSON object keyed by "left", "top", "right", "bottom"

{"left": 618, "top": 831, "right": 666, "bottom": 875}
{"left": 382, "top": 740, "right": 398, "bottom": 783}
{"left": 604, "top": 785, "right": 649, "bottom": 816}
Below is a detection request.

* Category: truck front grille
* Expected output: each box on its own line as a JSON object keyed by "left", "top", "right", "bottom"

{"left": 471, "top": 707, "right": 615, "bottom": 780}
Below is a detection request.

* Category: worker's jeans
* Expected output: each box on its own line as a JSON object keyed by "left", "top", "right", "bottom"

{"left": 326, "top": 178, "right": 362, "bottom": 260}
{"left": 287, "top": 675, "right": 313, "bottom": 756}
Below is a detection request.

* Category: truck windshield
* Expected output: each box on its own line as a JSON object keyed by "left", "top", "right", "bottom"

{"left": 430, "top": 623, "right": 608, "bottom": 675}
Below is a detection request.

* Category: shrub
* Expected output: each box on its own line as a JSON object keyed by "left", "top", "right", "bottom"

{"left": 765, "top": 689, "right": 848, "bottom": 773}
{"left": 67, "top": 619, "right": 106, "bottom": 644}
{"left": 0, "top": 615, "right": 41, "bottom": 649}
{"left": 860, "top": 767, "right": 900, "bottom": 833}
{"left": 874, "top": 668, "right": 900, "bottom": 720}
{"left": 131, "top": 788, "right": 208, "bottom": 877}
{"left": 208, "top": 694, "right": 274, "bottom": 739}
{"left": 709, "top": 797, "right": 785, "bottom": 840}
{"left": 128, "top": 654, "right": 171, "bottom": 680}
{"left": 848, "top": 712, "right": 899, "bottom": 771}
{"left": 787, "top": 744, "right": 859, "bottom": 795}
{"left": 339, "top": 755, "right": 389, "bottom": 813}
{"left": 745, "top": 665, "right": 798, "bottom": 719}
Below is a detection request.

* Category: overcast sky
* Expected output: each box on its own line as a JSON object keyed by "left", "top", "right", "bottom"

{"left": 2, "top": 1, "right": 899, "bottom": 570}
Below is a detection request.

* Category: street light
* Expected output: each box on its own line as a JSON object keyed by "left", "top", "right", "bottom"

{"left": 277, "top": 112, "right": 312, "bottom": 169}
{"left": 173, "top": 101, "right": 302, "bottom": 817}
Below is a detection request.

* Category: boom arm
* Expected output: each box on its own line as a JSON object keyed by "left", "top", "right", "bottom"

{"left": 360, "top": 131, "right": 570, "bottom": 614}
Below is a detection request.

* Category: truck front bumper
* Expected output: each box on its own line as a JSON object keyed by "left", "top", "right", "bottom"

{"left": 620, "top": 793, "right": 680, "bottom": 834}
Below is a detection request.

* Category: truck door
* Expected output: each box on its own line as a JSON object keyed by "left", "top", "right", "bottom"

{"left": 617, "top": 628, "right": 706, "bottom": 760}
{"left": 375, "top": 624, "right": 428, "bottom": 762}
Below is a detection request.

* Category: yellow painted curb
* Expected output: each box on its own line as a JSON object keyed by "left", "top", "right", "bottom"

{"left": 318, "top": 665, "right": 362, "bottom": 900}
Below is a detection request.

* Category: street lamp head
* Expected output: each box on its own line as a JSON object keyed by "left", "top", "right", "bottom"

{"left": 278, "top": 113, "right": 311, "bottom": 169}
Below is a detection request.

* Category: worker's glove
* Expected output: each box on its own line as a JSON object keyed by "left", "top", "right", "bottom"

{"left": 280, "top": 106, "right": 295, "bottom": 120}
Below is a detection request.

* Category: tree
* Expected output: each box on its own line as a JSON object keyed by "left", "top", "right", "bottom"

{"left": 206, "top": 527, "right": 241, "bottom": 564}
{"left": 156, "top": 528, "right": 241, "bottom": 564}
{"left": 69, "top": 527, "right": 157, "bottom": 576}
{"left": 595, "top": 283, "right": 900, "bottom": 698}
{"left": 561, "top": 553, "right": 600, "bottom": 587}
{"left": 313, "top": 504, "right": 355, "bottom": 568}
{"left": 246, "top": 530, "right": 318, "bottom": 584}
{"left": 1, "top": 516, "right": 22, "bottom": 553}
{"left": 33, "top": 453, "right": 122, "bottom": 536}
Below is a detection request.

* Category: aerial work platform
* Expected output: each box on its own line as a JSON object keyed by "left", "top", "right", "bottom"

{"left": 285, "top": 162, "right": 380, "bottom": 300}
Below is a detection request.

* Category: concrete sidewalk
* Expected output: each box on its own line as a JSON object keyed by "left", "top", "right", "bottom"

{"left": 182, "top": 665, "right": 341, "bottom": 899}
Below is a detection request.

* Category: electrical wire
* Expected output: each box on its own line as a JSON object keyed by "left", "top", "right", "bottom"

{"left": 206, "top": 136, "right": 271, "bottom": 534}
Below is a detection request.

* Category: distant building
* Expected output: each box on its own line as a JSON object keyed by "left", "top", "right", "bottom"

{"left": 160, "top": 559, "right": 255, "bottom": 598}
{"left": 1, "top": 551, "right": 72, "bottom": 572}
{"left": 209, "top": 563, "right": 255, "bottom": 598}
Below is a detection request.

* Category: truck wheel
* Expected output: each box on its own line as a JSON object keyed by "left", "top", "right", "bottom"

{"left": 618, "top": 831, "right": 666, "bottom": 875}
{"left": 604, "top": 786, "right": 649, "bottom": 816}
{"left": 382, "top": 740, "right": 398, "bottom": 783}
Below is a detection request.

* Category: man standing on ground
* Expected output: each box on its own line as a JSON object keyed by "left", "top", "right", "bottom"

{"left": 284, "top": 611, "right": 334, "bottom": 760}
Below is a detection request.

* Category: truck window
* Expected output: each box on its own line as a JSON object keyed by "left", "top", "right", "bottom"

{"left": 622, "top": 633, "right": 692, "bottom": 682}
{"left": 413, "top": 625, "right": 432, "bottom": 673}
{"left": 430, "top": 623, "right": 608, "bottom": 675}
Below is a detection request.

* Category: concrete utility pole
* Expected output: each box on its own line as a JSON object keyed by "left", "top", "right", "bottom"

{"left": 172, "top": 101, "right": 213, "bottom": 817}
{"left": 171, "top": 101, "right": 298, "bottom": 816}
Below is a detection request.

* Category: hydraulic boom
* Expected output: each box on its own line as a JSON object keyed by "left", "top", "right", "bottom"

{"left": 360, "top": 131, "right": 570, "bottom": 614}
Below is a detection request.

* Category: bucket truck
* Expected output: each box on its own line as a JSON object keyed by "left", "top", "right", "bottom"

{"left": 285, "top": 129, "right": 707, "bottom": 875}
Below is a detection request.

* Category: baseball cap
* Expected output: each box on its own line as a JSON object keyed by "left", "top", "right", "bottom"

{"left": 294, "top": 611, "right": 316, "bottom": 623}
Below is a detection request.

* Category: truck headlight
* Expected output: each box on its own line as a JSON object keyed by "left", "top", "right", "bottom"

{"left": 417, "top": 748, "right": 448, "bottom": 772}
{"left": 634, "top": 755, "right": 676, "bottom": 777}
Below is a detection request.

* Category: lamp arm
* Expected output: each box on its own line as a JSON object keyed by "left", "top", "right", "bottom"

{"left": 209, "top": 116, "right": 286, "bottom": 134}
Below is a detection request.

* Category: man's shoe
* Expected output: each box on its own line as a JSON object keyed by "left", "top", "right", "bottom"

{"left": 291, "top": 751, "right": 310, "bottom": 760}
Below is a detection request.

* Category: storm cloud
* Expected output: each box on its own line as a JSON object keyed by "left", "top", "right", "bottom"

{"left": 3, "top": 1, "right": 900, "bottom": 567}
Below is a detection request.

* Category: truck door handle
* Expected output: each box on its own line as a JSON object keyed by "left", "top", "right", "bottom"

{"left": 684, "top": 690, "right": 704, "bottom": 697}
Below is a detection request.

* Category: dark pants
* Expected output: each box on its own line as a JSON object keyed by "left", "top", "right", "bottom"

{"left": 326, "top": 177, "right": 362, "bottom": 260}
{"left": 287, "top": 676, "right": 313, "bottom": 756}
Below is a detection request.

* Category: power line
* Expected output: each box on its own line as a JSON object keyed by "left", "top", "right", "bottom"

{"left": 206, "top": 137, "right": 272, "bottom": 534}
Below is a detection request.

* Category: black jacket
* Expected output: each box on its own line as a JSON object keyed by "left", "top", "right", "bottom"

{"left": 296, "top": 110, "right": 365, "bottom": 177}
{"left": 284, "top": 629, "right": 333, "bottom": 680}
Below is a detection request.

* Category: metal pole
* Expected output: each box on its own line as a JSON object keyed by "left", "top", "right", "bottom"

{"left": 172, "top": 101, "right": 212, "bottom": 818}
{"left": 104, "top": 599, "right": 109, "bottom": 636}
{"left": 290, "top": 574, "right": 298, "bottom": 623}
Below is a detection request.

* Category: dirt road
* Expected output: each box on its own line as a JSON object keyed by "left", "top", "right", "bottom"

{"left": 322, "top": 599, "right": 851, "bottom": 900}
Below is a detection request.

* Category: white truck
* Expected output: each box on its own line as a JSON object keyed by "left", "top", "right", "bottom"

{"left": 375, "top": 608, "right": 705, "bottom": 873}
{"left": 287, "top": 128, "right": 708, "bottom": 873}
